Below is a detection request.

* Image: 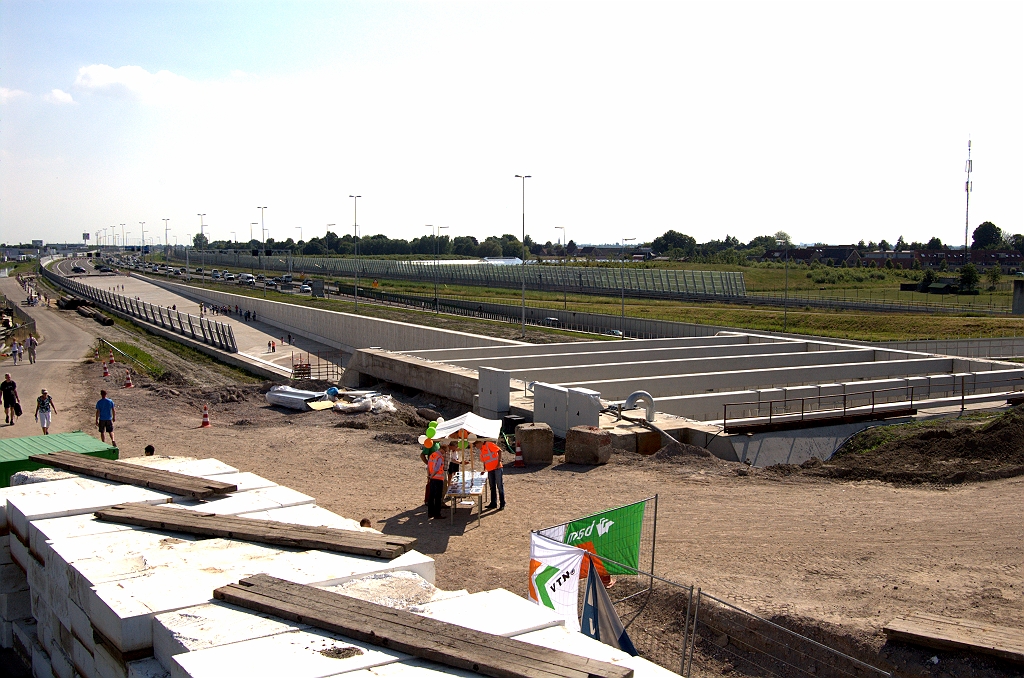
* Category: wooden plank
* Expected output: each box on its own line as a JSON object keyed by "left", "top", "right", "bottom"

{"left": 29, "top": 451, "right": 237, "bottom": 499}
{"left": 94, "top": 503, "right": 416, "bottom": 559}
{"left": 97, "top": 503, "right": 415, "bottom": 551}
{"left": 214, "top": 575, "right": 633, "bottom": 678}
{"left": 884, "top": 612, "right": 1024, "bottom": 664}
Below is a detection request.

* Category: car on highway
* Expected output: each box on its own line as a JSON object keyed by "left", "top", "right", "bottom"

{"left": 224, "top": 273, "right": 235, "bottom": 281}
{"left": 98, "top": 266, "right": 113, "bottom": 273}
{"left": 541, "top": 317, "right": 560, "bottom": 326}
{"left": 299, "top": 284, "right": 312, "bottom": 293}
{"left": 71, "top": 266, "right": 87, "bottom": 274}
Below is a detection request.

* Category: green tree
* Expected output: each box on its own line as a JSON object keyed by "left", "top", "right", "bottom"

{"left": 972, "top": 221, "right": 1002, "bottom": 249}
{"left": 926, "top": 237, "right": 943, "bottom": 250}
{"left": 1009, "top": 234, "right": 1024, "bottom": 255}
{"left": 919, "top": 268, "right": 937, "bottom": 290}
{"left": 986, "top": 265, "right": 1002, "bottom": 289}
{"left": 477, "top": 239, "right": 503, "bottom": 258}
{"left": 192, "top": 233, "right": 209, "bottom": 249}
{"left": 884, "top": 258, "right": 895, "bottom": 270}
{"left": 651, "top": 230, "right": 696, "bottom": 256}
{"left": 959, "top": 262, "right": 980, "bottom": 291}
{"left": 895, "top": 236, "right": 907, "bottom": 251}
{"left": 879, "top": 239, "right": 891, "bottom": 251}
{"left": 773, "top": 231, "right": 792, "bottom": 246}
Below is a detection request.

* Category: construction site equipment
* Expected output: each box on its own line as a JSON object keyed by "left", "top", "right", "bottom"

{"left": 200, "top": 404, "right": 212, "bottom": 428}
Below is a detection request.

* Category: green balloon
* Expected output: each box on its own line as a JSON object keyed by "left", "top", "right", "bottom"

{"left": 432, "top": 443, "right": 441, "bottom": 451}
{"left": 429, "top": 421, "right": 438, "bottom": 427}
{"left": 426, "top": 428, "right": 437, "bottom": 438}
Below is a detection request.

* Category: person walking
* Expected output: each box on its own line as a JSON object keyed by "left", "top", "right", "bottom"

{"left": 34, "top": 389, "right": 56, "bottom": 434}
{"left": 426, "top": 444, "right": 447, "bottom": 520}
{"left": 10, "top": 340, "right": 20, "bottom": 366}
{"left": 25, "top": 334, "right": 38, "bottom": 364}
{"left": 2, "top": 374, "right": 19, "bottom": 425}
{"left": 95, "top": 389, "right": 117, "bottom": 447}
{"left": 478, "top": 440, "right": 506, "bottom": 510}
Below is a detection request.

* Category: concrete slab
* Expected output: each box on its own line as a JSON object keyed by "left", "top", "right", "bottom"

{"left": 71, "top": 634, "right": 96, "bottom": 678}
{"left": 514, "top": 625, "right": 679, "bottom": 678}
{"left": 152, "top": 602, "right": 306, "bottom": 668}
{"left": 195, "top": 472, "right": 276, "bottom": 493}
{"left": 1, "top": 476, "right": 116, "bottom": 533}
{"left": 127, "top": 657, "right": 170, "bottom": 678}
{"left": 1, "top": 588, "right": 31, "bottom": 621}
{"left": 161, "top": 485, "right": 314, "bottom": 516}
{"left": 118, "top": 457, "right": 237, "bottom": 476}
{"left": 7, "top": 483, "right": 172, "bottom": 544}
{"left": 236, "top": 504, "right": 368, "bottom": 532}
{"left": 169, "top": 628, "right": 410, "bottom": 678}
{"left": 410, "top": 588, "right": 563, "bottom": 637}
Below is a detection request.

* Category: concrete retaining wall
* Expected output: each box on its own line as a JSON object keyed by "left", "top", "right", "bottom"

{"left": 137, "top": 276, "right": 523, "bottom": 353}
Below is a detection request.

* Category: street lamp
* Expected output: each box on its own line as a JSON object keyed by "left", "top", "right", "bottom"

{"left": 514, "top": 174, "right": 531, "bottom": 337}
{"left": 120, "top": 224, "right": 126, "bottom": 253}
{"left": 139, "top": 223, "right": 146, "bottom": 263}
{"left": 433, "top": 225, "right": 448, "bottom": 314}
{"left": 349, "top": 195, "right": 361, "bottom": 312}
{"left": 295, "top": 227, "right": 303, "bottom": 245}
{"left": 555, "top": 226, "right": 567, "bottom": 309}
{"left": 257, "top": 207, "right": 267, "bottom": 297}
{"left": 620, "top": 238, "right": 635, "bottom": 339}
{"left": 163, "top": 218, "right": 170, "bottom": 259}
{"left": 777, "top": 239, "right": 790, "bottom": 332}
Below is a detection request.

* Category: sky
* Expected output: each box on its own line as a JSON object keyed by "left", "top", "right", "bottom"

{"left": 1, "top": 0, "right": 1022, "bottom": 249}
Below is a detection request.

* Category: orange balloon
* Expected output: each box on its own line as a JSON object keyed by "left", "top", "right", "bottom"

{"left": 423, "top": 439, "right": 434, "bottom": 449}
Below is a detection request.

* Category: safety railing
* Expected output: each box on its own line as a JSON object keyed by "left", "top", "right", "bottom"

{"left": 40, "top": 264, "right": 238, "bottom": 352}
{"left": 722, "top": 374, "right": 1024, "bottom": 431}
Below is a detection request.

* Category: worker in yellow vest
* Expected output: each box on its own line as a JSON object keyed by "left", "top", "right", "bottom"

{"left": 478, "top": 440, "right": 505, "bottom": 511}
{"left": 427, "top": 445, "right": 448, "bottom": 520}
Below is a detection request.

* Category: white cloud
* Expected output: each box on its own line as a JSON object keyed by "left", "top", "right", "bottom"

{"left": 74, "top": 64, "right": 193, "bottom": 104}
{"left": 0, "top": 87, "right": 29, "bottom": 103}
{"left": 45, "top": 89, "right": 75, "bottom": 104}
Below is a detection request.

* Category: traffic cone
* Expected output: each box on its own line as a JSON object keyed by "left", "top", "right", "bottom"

{"left": 94, "top": 349, "right": 99, "bottom": 360}
{"left": 102, "top": 363, "right": 110, "bottom": 377}
{"left": 123, "top": 370, "right": 134, "bottom": 388}
{"left": 514, "top": 435, "right": 525, "bottom": 467}
{"left": 108, "top": 350, "right": 115, "bottom": 365}
{"left": 199, "top": 404, "right": 211, "bottom": 428}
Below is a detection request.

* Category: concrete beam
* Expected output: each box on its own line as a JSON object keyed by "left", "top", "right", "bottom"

{"left": 344, "top": 349, "right": 480, "bottom": 405}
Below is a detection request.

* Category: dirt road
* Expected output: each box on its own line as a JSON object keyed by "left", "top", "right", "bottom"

{"left": 0, "top": 277, "right": 96, "bottom": 438}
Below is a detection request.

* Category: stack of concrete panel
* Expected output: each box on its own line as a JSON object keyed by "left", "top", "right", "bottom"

{"left": 3, "top": 456, "right": 435, "bottom": 678}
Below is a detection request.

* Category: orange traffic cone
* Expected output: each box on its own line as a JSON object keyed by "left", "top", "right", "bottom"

{"left": 108, "top": 350, "right": 115, "bottom": 365}
{"left": 94, "top": 349, "right": 99, "bottom": 360}
{"left": 200, "top": 404, "right": 211, "bottom": 428}
{"left": 123, "top": 370, "right": 134, "bottom": 388}
{"left": 514, "top": 435, "right": 525, "bottom": 467}
{"left": 102, "top": 362, "right": 110, "bottom": 377}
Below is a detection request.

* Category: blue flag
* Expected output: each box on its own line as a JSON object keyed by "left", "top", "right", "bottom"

{"left": 580, "top": 556, "right": 638, "bottom": 656}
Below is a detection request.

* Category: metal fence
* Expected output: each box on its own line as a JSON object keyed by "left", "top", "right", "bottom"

{"left": 166, "top": 251, "right": 748, "bottom": 299}
{"left": 40, "top": 265, "right": 238, "bottom": 353}
{"left": 289, "top": 349, "right": 344, "bottom": 382}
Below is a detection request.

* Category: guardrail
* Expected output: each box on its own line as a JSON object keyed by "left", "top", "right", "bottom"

{"left": 40, "top": 264, "right": 238, "bottom": 352}
{"left": 722, "top": 374, "right": 1024, "bottom": 431}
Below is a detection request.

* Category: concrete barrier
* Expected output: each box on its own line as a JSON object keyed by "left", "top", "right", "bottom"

{"left": 136, "top": 276, "right": 523, "bottom": 353}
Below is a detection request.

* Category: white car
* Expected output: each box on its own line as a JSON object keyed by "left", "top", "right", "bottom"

{"left": 299, "top": 284, "right": 312, "bottom": 293}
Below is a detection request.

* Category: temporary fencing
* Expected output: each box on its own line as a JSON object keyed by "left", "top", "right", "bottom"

{"left": 532, "top": 497, "right": 892, "bottom": 677}
{"left": 41, "top": 264, "right": 238, "bottom": 352}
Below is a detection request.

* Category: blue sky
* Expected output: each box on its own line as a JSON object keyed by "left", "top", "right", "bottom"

{"left": 2, "top": 1, "right": 1022, "bottom": 248}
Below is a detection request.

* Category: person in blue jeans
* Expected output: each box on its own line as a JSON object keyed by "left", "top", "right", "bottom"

{"left": 95, "top": 389, "right": 117, "bottom": 447}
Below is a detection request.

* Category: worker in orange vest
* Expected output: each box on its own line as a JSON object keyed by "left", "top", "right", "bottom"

{"left": 478, "top": 440, "right": 505, "bottom": 511}
{"left": 426, "top": 444, "right": 448, "bottom": 520}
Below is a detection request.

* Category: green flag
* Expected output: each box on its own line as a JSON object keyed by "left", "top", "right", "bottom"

{"left": 557, "top": 502, "right": 644, "bottom": 576}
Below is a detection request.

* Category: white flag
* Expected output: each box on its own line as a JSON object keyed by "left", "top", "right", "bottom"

{"left": 528, "top": 534, "right": 585, "bottom": 632}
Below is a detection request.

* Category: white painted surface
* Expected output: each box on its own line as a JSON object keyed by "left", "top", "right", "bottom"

{"left": 411, "top": 588, "right": 563, "bottom": 637}
{"left": 169, "top": 628, "right": 409, "bottom": 678}
{"left": 118, "top": 457, "right": 237, "bottom": 476}
{"left": 236, "top": 504, "right": 369, "bottom": 532}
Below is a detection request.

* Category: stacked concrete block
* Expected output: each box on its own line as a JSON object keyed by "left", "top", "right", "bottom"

{"left": 532, "top": 383, "right": 569, "bottom": 437}
{"left": 477, "top": 366, "right": 511, "bottom": 419}
{"left": 515, "top": 422, "right": 554, "bottom": 465}
{"left": 564, "top": 426, "right": 613, "bottom": 465}
{"left": 2, "top": 456, "right": 440, "bottom": 678}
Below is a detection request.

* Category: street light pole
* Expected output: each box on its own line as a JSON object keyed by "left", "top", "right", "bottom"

{"left": 555, "top": 226, "right": 566, "bottom": 309}
{"left": 139, "top": 223, "right": 146, "bottom": 263}
{"left": 514, "top": 174, "right": 531, "bottom": 337}
{"left": 163, "top": 218, "right": 170, "bottom": 260}
{"left": 120, "top": 224, "right": 126, "bottom": 253}
{"left": 433, "top": 225, "right": 448, "bottom": 314}
{"left": 620, "top": 238, "right": 635, "bottom": 339}
{"left": 350, "top": 195, "right": 360, "bottom": 311}
{"left": 777, "top": 239, "right": 790, "bottom": 332}
{"left": 257, "top": 207, "right": 267, "bottom": 296}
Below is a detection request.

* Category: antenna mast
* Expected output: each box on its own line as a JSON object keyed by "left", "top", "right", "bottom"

{"left": 964, "top": 139, "right": 972, "bottom": 268}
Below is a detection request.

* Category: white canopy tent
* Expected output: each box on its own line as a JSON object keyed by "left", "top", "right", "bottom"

{"left": 431, "top": 412, "right": 502, "bottom": 441}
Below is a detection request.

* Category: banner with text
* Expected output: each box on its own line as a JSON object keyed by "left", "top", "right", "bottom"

{"left": 528, "top": 534, "right": 585, "bottom": 632}
{"left": 538, "top": 500, "right": 645, "bottom": 581}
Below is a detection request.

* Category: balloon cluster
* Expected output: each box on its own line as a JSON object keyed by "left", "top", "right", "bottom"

{"left": 417, "top": 418, "right": 445, "bottom": 453}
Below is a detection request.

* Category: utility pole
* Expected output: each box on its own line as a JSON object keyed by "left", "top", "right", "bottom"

{"left": 163, "top": 218, "right": 170, "bottom": 261}
{"left": 139, "top": 223, "right": 146, "bottom": 263}
{"left": 964, "top": 139, "right": 973, "bottom": 270}
{"left": 620, "top": 238, "right": 635, "bottom": 338}
{"left": 257, "top": 207, "right": 267, "bottom": 296}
